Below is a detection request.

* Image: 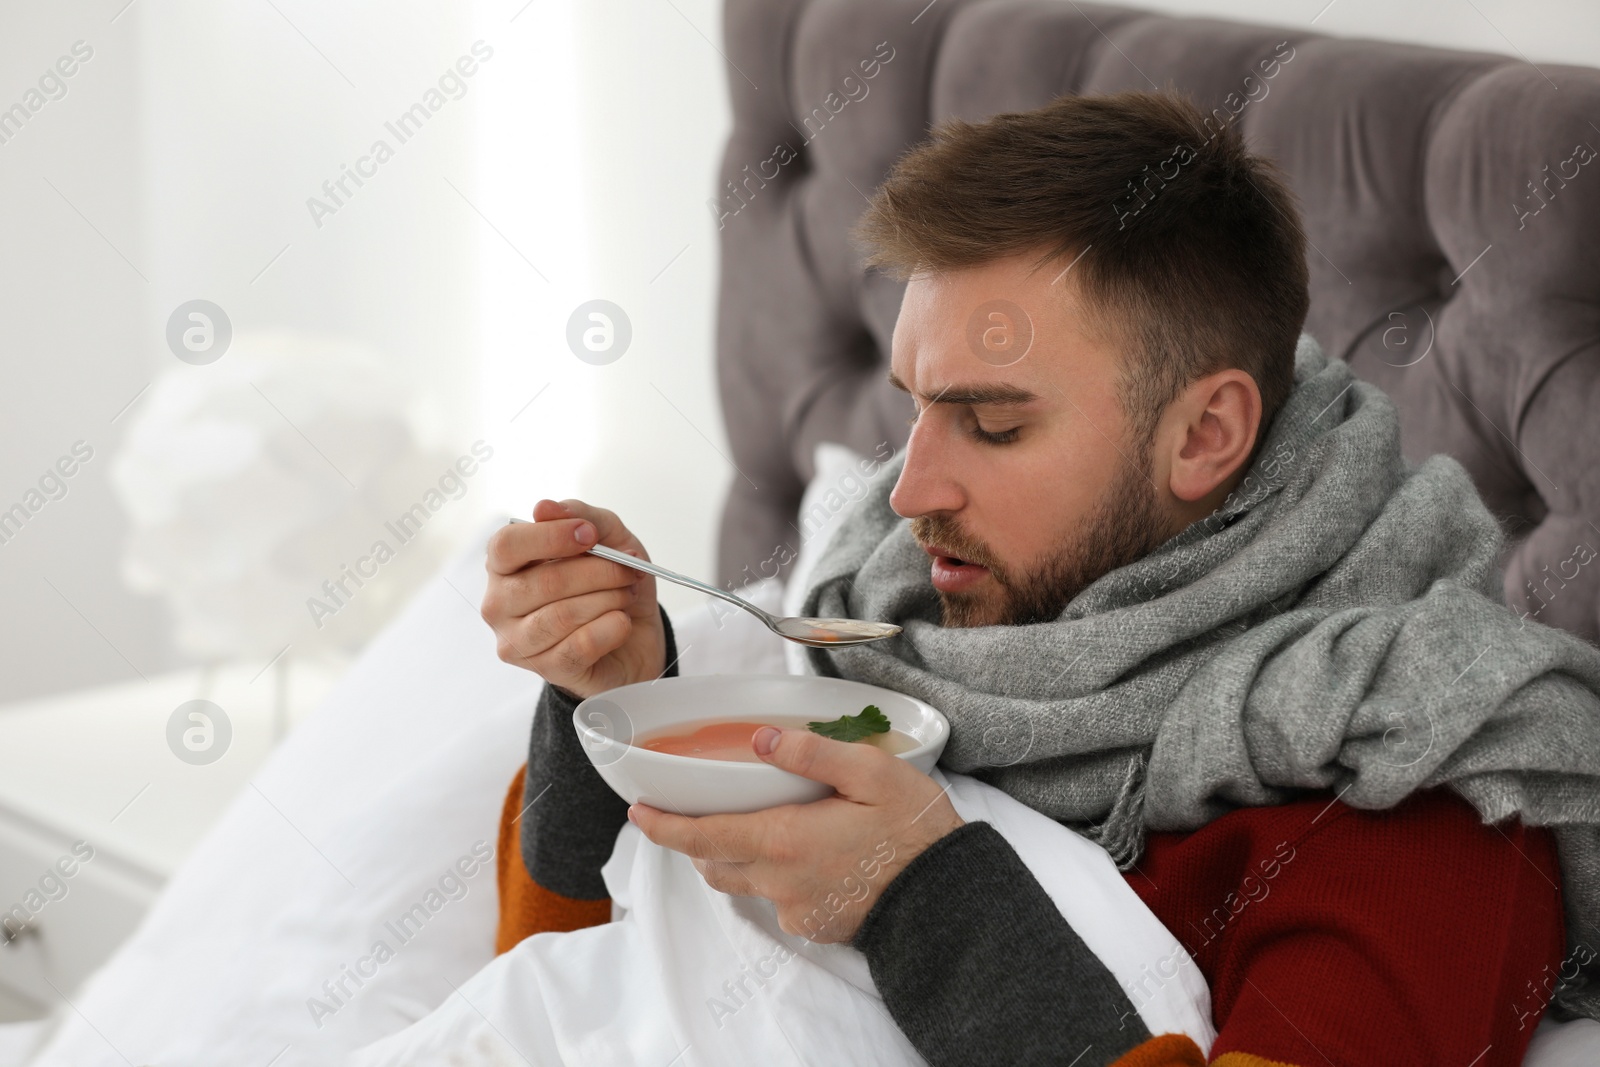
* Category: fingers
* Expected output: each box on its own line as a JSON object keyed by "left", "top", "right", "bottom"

{"left": 488, "top": 497, "right": 646, "bottom": 579}
{"left": 530, "top": 498, "right": 571, "bottom": 523}
{"left": 520, "top": 606, "right": 633, "bottom": 682}
{"left": 486, "top": 553, "right": 638, "bottom": 621}
{"left": 481, "top": 496, "right": 665, "bottom": 693}
{"left": 757, "top": 728, "right": 889, "bottom": 796}
{"left": 483, "top": 498, "right": 642, "bottom": 631}
{"left": 516, "top": 585, "right": 638, "bottom": 659}
{"left": 549, "top": 498, "right": 639, "bottom": 556}
{"left": 691, "top": 857, "right": 761, "bottom": 898}
{"left": 486, "top": 512, "right": 597, "bottom": 576}
{"left": 630, "top": 806, "right": 762, "bottom": 865}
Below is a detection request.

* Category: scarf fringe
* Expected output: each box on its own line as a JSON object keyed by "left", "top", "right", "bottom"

{"left": 1090, "top": 752, "right": 1149, "bottom": 870}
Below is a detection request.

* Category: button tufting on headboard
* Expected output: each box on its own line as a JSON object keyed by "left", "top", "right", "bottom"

{"left": 714, "top": 0, "right": 1600, "bottom": 645}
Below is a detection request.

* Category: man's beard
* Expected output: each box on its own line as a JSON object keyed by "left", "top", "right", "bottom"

{"left": 912, "top": 459, "right": 1172, "bottom": 628}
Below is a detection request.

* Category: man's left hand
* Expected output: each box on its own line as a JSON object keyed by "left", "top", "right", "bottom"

{"left": 628, "top": 726, "right": 964, "bottom": 943}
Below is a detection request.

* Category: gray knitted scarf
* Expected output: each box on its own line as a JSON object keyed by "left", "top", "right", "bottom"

{"left": 801, "top": 334, "right": 1600, "bottom": 1020}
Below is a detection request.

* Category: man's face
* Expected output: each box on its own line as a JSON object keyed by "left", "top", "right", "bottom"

{"left": 888, "top": 252, "right": 1175, "bottom": 627}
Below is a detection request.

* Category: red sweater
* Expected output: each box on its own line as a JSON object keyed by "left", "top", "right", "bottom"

{"left": 1117, "top": 788, "right": 1567, "bottom": 1066}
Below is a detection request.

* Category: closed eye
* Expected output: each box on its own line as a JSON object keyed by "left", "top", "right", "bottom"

{"left": 971, "top": 425, "right": 1020, "bottom": 445}
{"left": 908, "top": 409, "right": 1021, "bottom": 445}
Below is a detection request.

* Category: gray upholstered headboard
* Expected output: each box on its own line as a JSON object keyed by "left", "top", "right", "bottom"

{"left": 712, "top": 0, "right": 1600, "bottom": 644}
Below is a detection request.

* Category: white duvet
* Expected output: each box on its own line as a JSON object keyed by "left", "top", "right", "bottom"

{"left": 344, "top": 768, "right": 1216, "bottom": 1067}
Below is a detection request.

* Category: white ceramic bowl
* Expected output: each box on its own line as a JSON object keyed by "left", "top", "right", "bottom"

{"left": 572, "top": 674, "right": 949, "bottom": 816}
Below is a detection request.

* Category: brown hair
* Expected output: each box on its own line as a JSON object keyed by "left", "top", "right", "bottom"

{"left": 853, "top": 89, "right": 1309, "bottom": 447}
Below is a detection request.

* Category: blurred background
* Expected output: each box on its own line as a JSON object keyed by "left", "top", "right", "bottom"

{"left": 3, "top": 0, "right": 1599, "bottom": 705}
{"left": 0, "top": 0, "right": 1596, "bottom": 1023}
{"left": 5, "top": 0, "right": 1600, "bottom": 711}
{"left": 0, "top": 0, "right": 738, "bottom": 707}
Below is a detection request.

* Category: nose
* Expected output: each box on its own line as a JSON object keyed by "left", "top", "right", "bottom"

{"left": 889, "top": 416, "right": 965, "bottom": 518}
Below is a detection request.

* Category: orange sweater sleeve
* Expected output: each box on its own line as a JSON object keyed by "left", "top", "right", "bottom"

{"left": 494, "top": 763, "right": 613, "bottom": 953}
{"left": 1109, "top": 1034, "right": 1296, "bottom": 1066}
{"left": 495, "top": 605, "right": 681, "bottom": 953}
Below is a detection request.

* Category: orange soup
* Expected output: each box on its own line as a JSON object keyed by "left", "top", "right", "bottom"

{"left": 637, "top": 714, "right": 919, "bottom": 763}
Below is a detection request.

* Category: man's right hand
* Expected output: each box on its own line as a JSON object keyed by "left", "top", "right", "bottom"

{"left": 482, "top": 498, "right": 666, "bottom": 700}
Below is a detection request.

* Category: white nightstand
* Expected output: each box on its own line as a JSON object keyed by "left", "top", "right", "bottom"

{"left": 0, "top": 660, "right": 343, "bottom": 1021}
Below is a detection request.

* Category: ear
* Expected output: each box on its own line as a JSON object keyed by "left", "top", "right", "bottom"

{"left": 1165, "top": 369, "right": 1262, "bottom": 504}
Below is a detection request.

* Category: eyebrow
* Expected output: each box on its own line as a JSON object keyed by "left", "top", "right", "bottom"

{"left": 886, "top": 369, "right": 1041, "bottom": 407}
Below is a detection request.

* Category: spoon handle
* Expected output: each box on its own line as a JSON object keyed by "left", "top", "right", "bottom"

{"left": 584, "top": 543, "right": 771, "bottom": 621}
{"left": 506, "top": 517, "right": 773, "bottom": 624}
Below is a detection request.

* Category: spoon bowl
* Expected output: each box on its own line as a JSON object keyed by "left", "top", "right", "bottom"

{"left": 771, "top": 616, "right": 904, "bottom": 646}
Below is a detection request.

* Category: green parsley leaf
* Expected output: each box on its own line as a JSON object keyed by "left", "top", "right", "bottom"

{"left": 807, "top": 704, "right": 891, "bottom": 743}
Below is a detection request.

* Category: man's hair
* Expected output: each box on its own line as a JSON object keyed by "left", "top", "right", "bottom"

{"left": 854, "top": 89, "right": 1310, "bottom": 447}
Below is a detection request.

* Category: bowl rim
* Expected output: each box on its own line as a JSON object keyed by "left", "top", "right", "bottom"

{"left": 570, "top": 674, "right": 949, "bottom": 770}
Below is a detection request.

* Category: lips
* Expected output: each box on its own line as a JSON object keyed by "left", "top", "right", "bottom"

{"left": 922, "top": 543, "right": 990, "bottom": 593}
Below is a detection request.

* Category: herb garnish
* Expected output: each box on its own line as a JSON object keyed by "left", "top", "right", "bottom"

{"left": 807, "top": 704, "right": 891, "bottom": 743}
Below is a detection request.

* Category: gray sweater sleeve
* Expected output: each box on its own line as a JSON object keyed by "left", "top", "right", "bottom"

{"left": 851, "top": 819, "right": 1153, "bottom": 1066}
{"left": 518, "top": 604, "right": 679, "bottom": 898}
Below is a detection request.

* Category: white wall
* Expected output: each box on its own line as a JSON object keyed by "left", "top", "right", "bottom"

{"left": 0, "top": 4, "right": 155, "bottom": 702}
{"left": 471, "top": 0, "right": 734, "bottom": 626}
{"left": 0, "top": 0, "right": 1595, "bottom": 704}
{"left": 571, "top": 0, "right": 734, "bottom": 601}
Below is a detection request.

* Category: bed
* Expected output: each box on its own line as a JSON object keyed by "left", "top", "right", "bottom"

{"left": 7, "top": 1, "right": 1600, "bottom": 1064}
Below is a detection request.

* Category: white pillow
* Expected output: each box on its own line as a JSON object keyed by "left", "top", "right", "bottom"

{"left": 2, "top": 519, "right": 806, "bottom": 1067}
{"left": 15, "top": 519, "right": 538, "bottom": 1066}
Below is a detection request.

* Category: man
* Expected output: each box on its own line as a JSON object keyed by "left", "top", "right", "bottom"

{"left": 482, "top": 90, "right": 1600, "bottom": 1065}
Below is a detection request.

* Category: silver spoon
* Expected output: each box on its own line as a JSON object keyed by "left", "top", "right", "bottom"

{"left": 507, "top": 517, "right": 901, "bottom": 647}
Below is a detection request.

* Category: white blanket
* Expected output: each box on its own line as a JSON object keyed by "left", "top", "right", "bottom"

{"left": 344, "top": 768, "right": 1217, "bottom": 1066}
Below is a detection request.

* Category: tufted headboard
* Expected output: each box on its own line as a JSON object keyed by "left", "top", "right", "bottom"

{"left": 711, "top": 0, "right": 1600, "bottom": 644}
